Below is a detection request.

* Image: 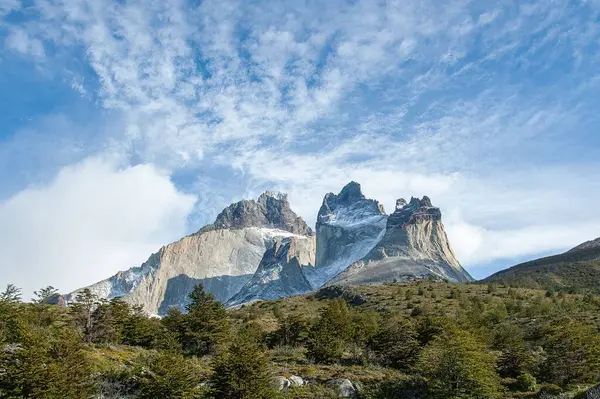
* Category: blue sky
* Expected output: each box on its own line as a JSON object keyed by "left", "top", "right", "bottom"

{"left": 2, "top": 0, "right": 600, "bottom": 297}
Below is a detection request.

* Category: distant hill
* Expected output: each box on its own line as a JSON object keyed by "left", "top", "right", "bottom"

{"left": 482, "top": 238, "right": 600, "bottom": 293}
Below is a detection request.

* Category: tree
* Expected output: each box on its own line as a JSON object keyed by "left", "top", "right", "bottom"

{"left": 542, "top": 321, "right": 600, "bottom": 386}
{"left": 121, "top": 305, "right": 161, "bottom": 348}
{"left": 207, "top": 331, "right": 276, "bottom": 399}
{"left": 33, "top": 286, "right": 60, "bottom": 304}
{"left": 267, "top": 314, "right": 310, "bottom": 348}
{"left": 0, "top": 284, "right": 21, "bottom": 303}
{"left": 369, "top": 318, "right": 421, "bottom": 371}
{"left": 0, "top": 324, "right": 92, "bottom": 398}
{"left": 417, "top": 328, "right": 502, "bottom": 399}
{"left": 136, "top": 351, "right": 203, "bottom": 399}
{"left": 307, "top": 300, "right": 351, "bottom": 363}
{"left": 492, "top": 323, "right": 533, "bottom": 378}
{"left": 168, "top": 284, "right": 230, "bottom": 356}
{"left": 69, "top": 288, "right": 100, "bottom": 343}
{"left": 0, "top": 286, "right": 25, "bottom": 343}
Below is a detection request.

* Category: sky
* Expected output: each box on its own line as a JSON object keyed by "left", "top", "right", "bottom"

{"left": 2, "top": 0, "right": 600, "bottom": 299}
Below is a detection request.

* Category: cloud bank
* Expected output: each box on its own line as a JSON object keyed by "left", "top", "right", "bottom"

{"left": 0, "top": 157, "right": 195, "bottom": 297}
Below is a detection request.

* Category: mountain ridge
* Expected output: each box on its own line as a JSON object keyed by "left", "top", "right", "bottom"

{"left": 69, "top": 182, "right": 470, "bottom": 314}
{"left": 482, "top": 238, "right": 600, "bottom": 293}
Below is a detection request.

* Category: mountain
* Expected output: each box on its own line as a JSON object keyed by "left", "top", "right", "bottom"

{"left": 227, "top": 236, "right": 316, "bottom": 306}
{"left": 70, "top": 182, "right": 470, "bottom": 313}
{"left": 67, "top": 192, "right": 312, "bottom": 315}
{"left": 307, "top": 181, "right": 388, "bottom": 288}
{"left": 227, "top": 181, "right": 387, "bottom": 305}
{"left": 329, "top": 196, "right": 473, "bottom": 285}
{"left": 482, "top": 238, "right": 600, "bottom": 293}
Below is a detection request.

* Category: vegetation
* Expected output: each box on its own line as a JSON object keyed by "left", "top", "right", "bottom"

{"left": 1, "top": 280, "right": 600, "bottom": 398}
{"left": 483, "top": 245, "right": 600, "bottom": 294}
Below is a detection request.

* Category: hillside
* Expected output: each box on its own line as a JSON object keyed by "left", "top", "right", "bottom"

{"left": 483, "top": 239, "right": 600, "bottom": 294}
{"left": 3, "top": 281, "right": 600, "bottom": 398}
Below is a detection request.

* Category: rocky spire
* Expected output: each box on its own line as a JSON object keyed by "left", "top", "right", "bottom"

{"left": 318, "top": 182, "right": 385, "bottom": 226}
{"left": 209, "top": 191, "right": 313, "bottom": 235}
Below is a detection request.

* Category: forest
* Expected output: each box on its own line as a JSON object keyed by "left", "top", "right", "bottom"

{"left": 1, "top": 281, "right": 600, "bottom": 398}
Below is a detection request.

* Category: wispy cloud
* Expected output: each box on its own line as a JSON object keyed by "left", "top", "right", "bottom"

{"left": 1, "top": 0, "right": 600, "bottom": 289}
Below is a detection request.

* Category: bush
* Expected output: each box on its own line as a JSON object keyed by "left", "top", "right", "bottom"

{"left": 417, "top": 327, "right": 502, "bottom": 399}
{"left": 516, "top": 373, "right": 537, "bottom": 392}
{"left": 266, "top": 315, "right": 310, "bottom": 348}
{"left": 363, "top": 378, "right": 427, "bottom": 399}
{"left": 368, "top": 319, "right": 420, "bottom": 371}
{"left": 542, "top": 321, "right": 600, "bottom": 386}
{"left": 207, "top": 333, "right": 276, "bottom": 399}
{"left": 136, "top": 351, "right": 204, "bottom": 399}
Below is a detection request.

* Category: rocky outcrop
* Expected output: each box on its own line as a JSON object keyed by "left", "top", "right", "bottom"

{"left": 307, "top": 182, "right": 387, "bottom": 288}
{"left": 204, "top": 191, "right": 312, "bottom": 236}
{"left": 329, "top": 196, "right": 472, "bottom": 286}
{"left": 68, "top": 192, "right": 311, "bottom": 315}
{"left": 227, "top": 236, "right": 316, "bottom": 306}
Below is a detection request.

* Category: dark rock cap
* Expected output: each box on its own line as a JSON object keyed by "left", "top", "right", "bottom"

{"left": 205, "top": 191, "right": 312, "bottom": 235}
{"left": 388, "top": 196, "right": 441, "bottom": 227}
{"left": 337, "top": 181, "right": 365, "bottom": 203}
{"left": 318, "top": 181, "right": 385, "bottom": 225}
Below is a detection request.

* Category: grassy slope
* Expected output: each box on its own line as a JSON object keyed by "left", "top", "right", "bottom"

{"left": 482, "top": 246, "right": 600, "bottom": 293}
{"left": 83, "top": 281, "right": 600, "bottom": 398}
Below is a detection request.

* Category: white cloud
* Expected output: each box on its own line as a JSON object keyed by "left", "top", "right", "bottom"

{"left": 4, "top": 27, "right": 45, "bottom": 58}
{"left": 2, "top": 0, "right": 600, "bottom": 283}
{"left": 0, "top": 157, "right": 196, "bottom": 299}
{"left": 0, "top": 0, "right": 19, "bottom": 17}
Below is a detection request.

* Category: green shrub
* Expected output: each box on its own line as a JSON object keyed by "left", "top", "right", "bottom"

{"left": 207, "top": 333, "right": 276, "bottom": 399}
{"left": 306, "top": 300, "right": 351, "bottom": 364}
{"left": 515, "top": 373, "right": 537, "bottom": 392}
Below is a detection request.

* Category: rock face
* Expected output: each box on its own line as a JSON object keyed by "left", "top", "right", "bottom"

{"left": 206, "top": 191, "right": 312, "bottom": 236}
{"left": 308, "top": 182, "right": 387, "bottom": 288}
{"left": 68, "top": 192, "right": 311, "bottom": 315}
{"left": 227, "top": 235, "right": 316, "bottom": 306}
{"left": 329, "top": 196, "right": 472, "bottom": 286}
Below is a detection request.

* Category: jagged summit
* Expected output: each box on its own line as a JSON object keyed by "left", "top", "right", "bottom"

{"left": 336, "top": 181, "right": 365, "bottom": 202}
{"left": 309, "top": 182, "right": 388, "bottom": 288}
{"left": 329, "top": 195, "right": 472, "bottom": 285}
{"left": 69, "top": 190, "right": 314, "bottom": 315}
{"left": 318, "top": 182, "right": 386, "bottom": 227}
{"left": 388, "top": 196, "right": 441, "bottom": 227}
{"left": 206, "top": 191, "right": 312, "bottom": 236}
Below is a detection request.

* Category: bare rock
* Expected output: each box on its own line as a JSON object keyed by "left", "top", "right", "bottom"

{"left": 288, "top": 375, "right": 304, "bottom": 386}
{"left": 329, "top": 196, "right": 473, "bottom": 286}
{"left": 270, "top": 376, "right": 291, "bottom": 391}
{"left": 326, "top": 378, "right": 356, "bottom": 397}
